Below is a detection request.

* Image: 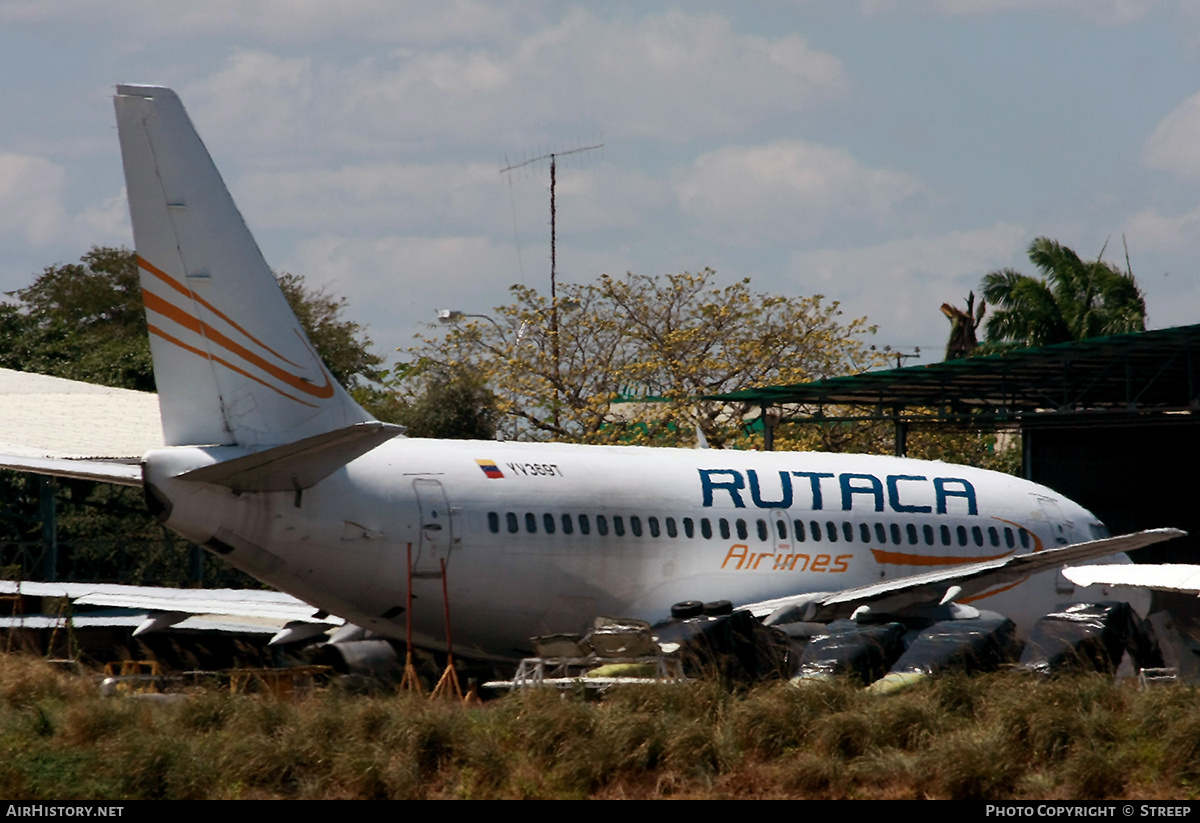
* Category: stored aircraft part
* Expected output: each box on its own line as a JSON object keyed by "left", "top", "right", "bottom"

{"left": 887, "top": 615, "right": 1019, "bottom": 678}
{"left": 269, "top": 620, "right": 338, "bottom": 646}
{"left": 310, "top": 638, "right": 403, "bottom": 682}
{"left": 653, "top": 609, "right": 791, "bottom": 682}
{"left": 1016, "top": 601, "right": 1154, "bottom": 676}
{"left": 794, "top": 620, "right": 907, "bottom": 683}
{"left": 586, "top": 617, "right": 657, "bottom": 658}
{"left": 1063, "top": 563, "right": 1200, "bottom": 594}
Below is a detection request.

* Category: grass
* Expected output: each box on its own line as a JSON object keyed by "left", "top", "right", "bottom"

{"left": 0, "top": 655, "right": 1198, "bottom": 799}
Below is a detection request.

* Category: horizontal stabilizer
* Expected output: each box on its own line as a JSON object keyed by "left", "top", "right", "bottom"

{"left": 745, "top": 528, "right": 1187, "bottom": 622}
{"left": 1063, "top": 563, "right": 1200, "bottom": 594}
{"left": 0, "top": 455, "right": 143, "bottom": 486}
{"left": 179, "top": 421, "right": 405, "bottom": 492}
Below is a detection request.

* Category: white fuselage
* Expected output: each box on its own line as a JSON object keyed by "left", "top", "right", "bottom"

{"left": 144, "top": 438, "right": 1135, "bottom": 659}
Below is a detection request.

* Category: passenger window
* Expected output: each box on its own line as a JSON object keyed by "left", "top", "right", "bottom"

{"left": 906, "top": 523, "right": 918, "bottom": 545}
{"left": 597, "top": 515, "right": 609, "bottom": 536}
{"left": 701, "top": 518, "right": 712, "bottom": 539}
{"left": 579, "top": 514, "right": 591, "bottom": 535}
{"left": 859, "top": 523, "right": 871, "bottom": 543}
{"left": 1019, "top": 529, "right": 1030, "bottom": 549}
{"left": 795, "top": 520, "right": 806, "bottom": 542}
{"left": 649, "top": 517, "right": 661, "bottom": 538}
{"left": 776, "top": 520, "right": 788, "bottom": 540}
{"left": 825, "top": 522, "right": 838, "bottom": 543}
{"left": 757, "top": 520, "right": 768, "bottom": 542}
{"left": 543, "top": 513, "right": 556, "bottom": 535}
{"left": 525, "top": 513, "right": 537, "bottom": 534}
{"left": 940, "top": 525, "right": 952, "bottom": 546}
{"left": 1004, "top": 527, "right": 1014, "bottom": 549}
{"left": 890, "top": 523, "right": 902, "bottom": 545}
{"left": 923, "top": 524, "right": 934, "bottom": 545}
{"left": 957, "top": 525, "right": 968, "bottom": 546}
{"left": 988, "top": 526, "right": 999, "bottom": 547}
{"left": 682, "top": 517, "right": 694, "bottom": 538}
{"left": 972, "top": 526, "right": 984, "bottom": 546}
{"left": 842, "top": 522, "right": 853, "bottom": 542}
{"left": 666, "top": 517, "right": 678, "bottom": 538}
{"left": 488, "top": 512, "right": 500, "bottom": 534}
{"left": 810, "top": 521, "right": 822, "bottom": 542}
{"left": 630, "top": 516, "right": 642, "bottom": 537}
{"left": 735, "top": 519, "right": 748, "bottom": 540}
{"left": 719, "top": 519, "right": 731, "bottom": 540}
{"left": 614, "top": 516, "right": 626, "bottom": 537}
{"left": 875, "top": 523, "right": 887, "bottom": 544}
{"left": 561, "top": 513, "right": 574, "bottom": 535}
{"left": 507, "top": 512, "right": 519, "bottom": 534}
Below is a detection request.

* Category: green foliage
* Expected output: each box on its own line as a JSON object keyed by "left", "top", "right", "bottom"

{"left": 368, "top": 364, "right": 500, "bottom": 439}
{"left": 274, "top": 272, "right": 384, "bottom": 392}
{"left": 980, "top": 237, "right": 1146, "bottom": 349}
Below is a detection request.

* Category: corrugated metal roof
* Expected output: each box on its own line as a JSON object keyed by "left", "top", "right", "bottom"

{"left": 707, "top": 324, "right": 1200, "bottom": 424}
{"left": 0, "top": 368, "right": 163, "bottom": 460}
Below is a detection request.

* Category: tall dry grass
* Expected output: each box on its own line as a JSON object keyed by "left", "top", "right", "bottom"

{"left": 0, "top": 655, "right": 1197, "bottom": 799}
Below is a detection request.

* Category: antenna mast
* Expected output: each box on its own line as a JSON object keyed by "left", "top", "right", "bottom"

{"left": 500, "top": 142, "right": 603, "bottom": 431}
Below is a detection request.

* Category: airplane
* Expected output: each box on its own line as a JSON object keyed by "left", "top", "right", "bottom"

{"left": 0, "top": 84, "right": 1184, "bottom": 669}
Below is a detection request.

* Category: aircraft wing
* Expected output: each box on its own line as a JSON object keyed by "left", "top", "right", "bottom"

{"left": 743, "top": 528, "right": 1186, "bottom": 623}
{"left": 0, "top": 580, "right": 343, "bottom": 641}
{"left": 1062, "top": 563, "right": 1200, "bottom": 594}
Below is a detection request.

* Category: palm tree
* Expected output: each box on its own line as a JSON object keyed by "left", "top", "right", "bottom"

{"left": 980, "top": 237, "right": 1146, "bottom": 348}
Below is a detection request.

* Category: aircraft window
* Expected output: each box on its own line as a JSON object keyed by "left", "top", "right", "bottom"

{"left": 1019, "top": 529, "right": 1030, "bottom": 549}
{"left": 842, "top": 522, "right": 853, "bottom": 542}
{"left": 940, "top": 525, "right": 952, "bottom": 546}
{"left": 579, "top": 514, "right": 591, "bottom": 535}
{"left": 860, "top": 523, "right": 871, "bottom": 543}
{"left": 972, "top": 526, "right": 984, "bottom": 546}
{"left": 649, "top": 517, "right": 661, "bottom": 538}
{"left": 719, "top": 519, "right": 731, "bottom": 540}
{"left": 614, "top": 516, "right": 626, "bottom": 537}
{"left": 1004, "top": 527, "right": 1015, "bottom": 549}
{"left": 875, "top": 523, "right": 887, "bottom": 544}
{"left": 507, "top": 512, "right": 519, "bottom": 534}
{"left": 735, "top": 519, "right": 748, "bottom": 540}
{"left": 561, "top": 513, "right": 574, "bottom": 535}
{"left": 988, "top": 526, "right": 1000, "bottom": 547}
{"left": 957, "top": 525, "right": 968, "bottom": 546}
{"left": 890, "top": 523, "right": 902, "bottom": 544}
{"left": 543, "top": 513, "right": 556, "bottom": 534}
{"left": 825, "top": 522, "right": 838, "bottom": 543}
{"left": 810, "top": 521, "right": 822, "bottom": 542}
{"left": 776, "top": 520, "right": 788, "bottom": 540}
{"left": 923, "top": 524, "right": 935, "bottom": 545}
{"left": 525, "top": 513, "right": 538, "bottom": 534}
{"left": 682, "top": 517, "right": 693, "bottom": 538}
{"left": 630, "top": 516, "right": 643, "bottom": 537}
{"left": 597, "top": 515, "right": 609, "bottom": 536}
{"left": 794, "top": 520, "right": 806, "bottom": 542}
{"left": 488, "top": 512, "right": 500, "bottom": 534}
{"left": 701, "top": 518, "right": 712, "bottom": 539}
{"left": 906, "top": 523, "right": 918, "bottom": 545}
{"left": 757, "top": 520, "right": 769, "bottom": 542}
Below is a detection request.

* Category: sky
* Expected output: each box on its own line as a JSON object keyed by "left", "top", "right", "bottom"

{"left": 2, "top": 0, "right": 1200, "bottom": 368}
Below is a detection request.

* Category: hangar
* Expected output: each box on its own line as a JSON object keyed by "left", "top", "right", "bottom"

{"left": 710, "top": 323, "right": 1200, "bottom": 565}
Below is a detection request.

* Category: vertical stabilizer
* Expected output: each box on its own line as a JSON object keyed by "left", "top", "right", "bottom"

{"left": 114, "top": 85, "right": 373, "bottom": 447}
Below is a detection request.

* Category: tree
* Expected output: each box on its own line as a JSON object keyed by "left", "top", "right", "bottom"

{"left": 980, "top": 237, "right": 1146, "bottom": 349}
{"left": 397, "top": 269, "right": 883, "bottom": 448}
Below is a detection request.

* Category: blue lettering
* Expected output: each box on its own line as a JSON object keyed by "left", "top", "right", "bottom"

{"left": 935, "top": 477, "right": 978, "bottom": 515}
{"left": 700, "top": 469, "right": 746, "bottom": 508}
{"left": 793, "top": 471, "right": 835, "bottom": 511}
{"left": 887, "top": 474, "right": 932, "bottom": 513}
{"left": 748, "top": 470, "right": 793, "bottom": 509}
{"left": 840, "top": 473, "right": 884, "bottom": 512}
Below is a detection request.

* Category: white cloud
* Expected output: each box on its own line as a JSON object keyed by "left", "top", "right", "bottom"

{"left": 1125, "top": 204, "right": 1200, "bottom": 251}
{"left": 788, "top": 222, "right": 1027, "bottom": 347}
{"left": 0, "top": 153, "right": 68, "bottom": 245}
{"left": 674, "top": 140, "right": 924, "bottom": 243}
{"left": 859, "top": 0, "right": 1163, "bottom": 25}
{"left": 1142, "top": 90, "right": 1200, "bottom": 178}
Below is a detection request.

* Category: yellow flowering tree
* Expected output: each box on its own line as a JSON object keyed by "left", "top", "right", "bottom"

{"left": 395, "top": 269, "right": 884, "bottom": 447}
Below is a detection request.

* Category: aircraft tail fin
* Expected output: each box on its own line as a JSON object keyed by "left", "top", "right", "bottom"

{"left": 114, "top": 85, "right": 373, "bottom": 448}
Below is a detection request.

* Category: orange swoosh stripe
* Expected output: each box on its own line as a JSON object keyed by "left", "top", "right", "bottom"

{"left": 148, "top": 324, "right": 317, "bottom": 408}
{"left": 960, "top": 577, "right": 1027, "bottom": 604}
{"left": 138, "top": 255, "right": 300, "bottom": 367}
{"left": 870, "top": 547, "right": 1014, "bottom": 566}
{"left": 143, "top": 289, "right": 334, "bottom": 400}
